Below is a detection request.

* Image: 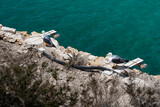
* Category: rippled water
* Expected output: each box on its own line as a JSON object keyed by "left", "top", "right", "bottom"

{"left": 0, "top": 0, "right": 160, "bottom": 75}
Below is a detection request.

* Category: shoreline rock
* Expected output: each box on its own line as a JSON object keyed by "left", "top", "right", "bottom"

{"left": 0, "top": 24, "right": 160, "bottom": 107}
{"left": 0, "top": 24, "right": 159, "bottom": 77}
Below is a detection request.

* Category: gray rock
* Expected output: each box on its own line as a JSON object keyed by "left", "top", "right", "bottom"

{"left": 102, "top": 70, "right": 113, "bottom": 76}
{"left": 8, "top": 39, "right": 16, "bottom": 43}
{"left": 38, "top": 48, "right": 45, "bottom": 52}
{"left": 0, "top": 24, "right": 2, "bottom": 29}
{"left": 88, "top": 55, "right": 96, "bottom": 60}
{"left": 0, "top": 31, "right": 4, "bottom": 37}
{"left": 50, "top": 38, "right": 59, "bottom": 48}
{"left": 17, "top": 44, "right": 31, "bottom": 54}
{"left": 24, "top": 35, "right": 43, "bottom": 45}
{"left": 1, "top": 26, "right": 16, "bottom": 34}
{"left": 2, "top": 32, "right": 23, "bottom": 44}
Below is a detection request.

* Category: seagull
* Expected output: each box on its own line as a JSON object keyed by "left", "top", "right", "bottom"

{"left": 41, "top": 30, "right": 56, "bottom": 48}
{"left": 107, "top": 52, "right": 129, "bottom": 63}
{"left": 106, "top": 52, "right": 129, "bottom": 68}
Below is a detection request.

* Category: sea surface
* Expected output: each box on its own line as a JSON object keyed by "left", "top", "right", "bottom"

{"left": 0, "top": 0, "right": 160, "bottom": 75}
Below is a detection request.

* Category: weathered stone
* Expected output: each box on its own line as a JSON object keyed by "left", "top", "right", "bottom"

{"left": 0, "top": 24, "right": 2, "bottom": 30}
{"left": 66, "top": 46, "right": 78, "bottom": 54}
{"left": 133, "top": 78, "right": 150, "bottom": 87}
{"left": 88, "top": 55, "right": 97, "bottom": 60}
{"left": 15, "top": 34, "right": 23, "bottom": 41}
{"left": 59, "top": 46, "right": 66, "bottom": 52}
{"left": 62, "top": 53, "right": 72, "bottom": 60}
{"left": 87, "top": 57, "right": 106, "bottom": 66}
{"left": 31, "top": 31, "right": 41, "bottom": 35}
{"left": 17, "top": 41, "right": 24, "bottom": 45}
{"left": 19, "top": 31, "right": 28, "bottom": 37}
{"left": 17, "top": 48, "right": 28, "bottom": 54}
{"left": 23, "top": 50, "right": 28, "bottom": 53}
{"left": 0, "top": 31, "right": 4, "bottom": 38}
{"left": 38, "top": 48, "right": 45, "bottom": 52}
{"left": 133, "top": 69, "right": 142, "bottom": 74}
{"left": 17, "top": 44, "right": 33, "bottom": 54}
{"left": 102, "top": 70, "right": 113, "bottom": 76}
{"left": 8, "top": 39, "right": 16, "bottom": 43}
{"left": 51, "top": 38, "right": 59, "bottom": 48}
{"left": 1, "top": 25, "right": 160, "bottom": 107}
{"left": 2, "top": 32, "right": 23, "bottom": 44}
{"left": 37, "top": 52, "right": 42, "bottom": 58}
{"left": 1, "top": 26, "right": 16, "bottom": 34}
{"left": 153, "top": 75, "right": 160, "bottom": 78}
{"left": 52, "top": 48, "right": 71, "bottom": 60}
{"left": 3, "top": 37, "right": 8, "bottom": 42}
{"left": 24, "top": 35, "right": 43, "bottom": 45}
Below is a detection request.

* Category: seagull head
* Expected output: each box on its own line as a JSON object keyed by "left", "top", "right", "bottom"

{"left": 41, "top": 30, "right": 46, "bottom": 38}
{"left": 42, "top": 30, "right": 45, "bottom": 34}
{"left": 106, "top": 52, "right": 113, "bottom": 63}
{"left": 107, "top": 52, "right": 112, "bottom": 57}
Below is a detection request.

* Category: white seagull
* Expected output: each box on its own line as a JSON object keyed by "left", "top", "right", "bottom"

{"left": 42, "top": 30, "right": 56, "bottom": 47}
{"left": 107, "top": 52, "right": 129, "bottom": 67}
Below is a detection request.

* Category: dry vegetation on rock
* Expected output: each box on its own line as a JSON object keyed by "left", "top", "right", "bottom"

{"left": 0, "top": 38, "right": 160, "bottom": 107}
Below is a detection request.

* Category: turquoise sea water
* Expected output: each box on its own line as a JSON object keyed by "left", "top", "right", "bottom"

{"left": 0, "top": 0, "right": 160, "bottom": 75}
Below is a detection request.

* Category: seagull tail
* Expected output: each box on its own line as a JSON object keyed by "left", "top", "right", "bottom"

{"left": 125, "top": 59, "right": 129, "bottom": 63}
{"left": 52, "top": 44, "right": 56, "bottom": 48}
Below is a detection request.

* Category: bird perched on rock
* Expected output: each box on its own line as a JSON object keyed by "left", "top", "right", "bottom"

{"left": 107, "top": 52, "right": 129, "bottom": 63}
{"left": 41, "top": 30, "right": 56, "bottom": 48}
{"left": 106, "top": 52, "right": 129, "bottom": 68}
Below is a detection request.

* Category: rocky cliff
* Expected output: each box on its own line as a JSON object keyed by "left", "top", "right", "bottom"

{"left": 0, "top": 24, "right": 160, "bottom": 107}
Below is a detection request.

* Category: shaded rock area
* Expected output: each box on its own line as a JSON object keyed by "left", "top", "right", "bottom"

{"left": 0, "top": 25, "right": 160, "bottom": 107}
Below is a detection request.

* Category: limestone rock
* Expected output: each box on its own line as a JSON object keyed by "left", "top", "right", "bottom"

{"left": 0, "top": 31, "right": 23, "bottom": 44}
{"left": 17, "top": 44, "right": 33, "bottom": 54}
{"left": 19, "top": 31, "right": 29, "bottom": 37}
{"left": 0, "top": 31, "right": 4, "bottom": 38}
{"left": 59, "top": 46, "right": 66, "bottom": 52}
{"left": 66, "top": 46, "right": 78, "bottom": 54}
{"left": 3, "top": 37, "right": 8, "bottom": 42}
{"left": 133, "top": 78, "right": 150, "bottom": 87}
{"left": 1, "top": 26, "right": 16, "bottom": 34}
{"left": 31, "top": 31, "right": 41, "bottom": 35}
{"left": 54, "top": 48, "right": 71, "bottom": 60}
{"left": 88, "top": 55, "right": 97, "bottom": 60}
{"left": 8, "top": 39, "right": 16, "bottom": 43}
{"left": 51, "top": 38, "right": 59, "bottom": 48}
{"left": 17, "top": 40, "right": 24, "bottom": 45}
{"left": 15, "top": 35, "right": 24, "bottom": 42}
{"left": 87, "top": 57, "right": 106, "bottom": 66}
{"left": 153, "top": 75, "right": 160, "bottom": 79}
{"left": 0, "top": 24, "right": 2, "bottom": 30}
{"left": 24, "top": 35, "right": 43, "bottom": 45}
{"left": 38, "top": 48, "right": 45, "bottom": 52}
{"left": 133, "top": 69, "right": 142, "bottom": 74}
{"left": 37, "top": 52, "right": 42, "bottom": 58}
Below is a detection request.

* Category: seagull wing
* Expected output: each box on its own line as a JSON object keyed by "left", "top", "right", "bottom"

{"left": 112, "top": 55, "right": 128, "bottom": 63}
{"left": 43, "top": 36, "right": 56, "bottom": 47}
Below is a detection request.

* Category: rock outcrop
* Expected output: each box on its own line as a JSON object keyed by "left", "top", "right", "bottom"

{"left": 0, "top": 24, "right": 23, "bottom": 44}
{"left": 0, "top": 24, "right": 160, "bottom": 107}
